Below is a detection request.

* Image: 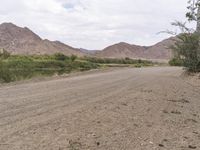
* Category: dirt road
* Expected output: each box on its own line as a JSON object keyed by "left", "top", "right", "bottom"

{"left": 0, "top": 67, "right": 199, "bottom": 150}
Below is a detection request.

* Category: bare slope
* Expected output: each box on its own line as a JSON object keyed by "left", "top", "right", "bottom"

{"left": 96, "top": 38, "right": 175, "bottom": 60}
{"left": 96, "top": 42, "right": 146, "bottom": 58}
{"left": 0, "top": 22, "right": 175, "bottom": 59}
{"left": 144, "top": 38, "right": 175, "bottom": 59}
{"left": 0, "top": 23, "right": 83, "bottom": 56}
{"left": 0, "top": 67, "right": 199, "bottom": 150}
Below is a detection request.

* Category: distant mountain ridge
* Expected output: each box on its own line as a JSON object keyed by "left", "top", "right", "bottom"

{"left": 95, "top": 38, "right": 175, "bottom": 60}
{"left": 0, "top": 22, "right": 175, "bottom": 60}
{"left": 79, "top": 48, "right": 100, "bottom": 55}
{"left": 0, "top": 23, "right": 84, "bottom": 56}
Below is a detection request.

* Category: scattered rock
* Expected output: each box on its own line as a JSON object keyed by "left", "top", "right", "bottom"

{"left": 188, "top": 145, "right": 197, "bottom": 149}
{"left": 193, "top": 131, "right": 198, "bottom": 134}
{"left": 158, "top": 144, "right": 164, "bottom": 147}
{"left": 171, "top": 110, "right": 181, "bottom": 115}
{"left": 121, "top": 102, "right": 128, "bottom": 106}
{"left": 181, "top": 99, "right": 190, "bottom": 103}
{"left": 193, "top": 114, "right": 197, "bottom": 117}
{"left": 68, "top": 140, "right": 82, "bottom": 150}
{"left": 149, "top": 141, "right": 153, "bottom": 144}
{"left": 163, "top": 139, "right": 168, "bottom": 142}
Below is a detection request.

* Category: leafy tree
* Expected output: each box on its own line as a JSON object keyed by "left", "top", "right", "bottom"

{"left": 186, "top": 0, "right": 200, "bottom": 33}
{"left": 171, "top": 33, "right": 200, "bottom": 71}
{"left": 168, "top": 0, "right": 200, "bottom": 72}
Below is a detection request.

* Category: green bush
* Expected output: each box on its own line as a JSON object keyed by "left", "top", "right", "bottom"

{"left": 171, "top": 33, "right": 200, "bottom": 72}
{"left": 70, "top": 55, "right": 77, "bottom": 62}
{"left": 134, "top": 64, "right": 142, "bottom": 68}
{"left": 0, "top": 53, "right": 153, "bottom": 83}
{"left": 169, "top": 58, "right": 184, "bottom": 66}
{"left": 0, "top": 55, "right": 99, "bottom": 83}
{"left": 0, "top": 61, "right": 13, "bottom": 82}
{"left": 0, "top": 49, "right": 10, "bottom": 59}
{"left": 54, "top": 53, "right": 69, "bottom": 61}
{"left": 83, "top": 57, "right": 153, "bottom": 65}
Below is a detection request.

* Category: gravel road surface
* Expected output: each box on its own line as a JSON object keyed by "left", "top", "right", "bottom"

{"left": 0, "top": 67, "right": 199, "bottom": 150}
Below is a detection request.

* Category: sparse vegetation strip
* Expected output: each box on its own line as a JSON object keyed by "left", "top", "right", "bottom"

{"left": 0, "top": 50, "right": 154, "bottom": 83}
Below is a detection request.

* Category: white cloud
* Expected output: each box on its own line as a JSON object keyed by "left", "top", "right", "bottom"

{"left": 0, "top": 0, "right": 191, "bottom": 49}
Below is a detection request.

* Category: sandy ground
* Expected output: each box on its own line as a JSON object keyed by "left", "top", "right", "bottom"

{"left": 0, "top": 67, "right": 200, "bottom": 150}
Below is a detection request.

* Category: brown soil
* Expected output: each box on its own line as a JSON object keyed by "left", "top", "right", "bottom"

{"left": 0, "top": 67, "right": 199, "bottom": 150}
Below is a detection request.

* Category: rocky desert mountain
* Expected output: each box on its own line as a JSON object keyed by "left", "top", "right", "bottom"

{"left": 0, "top": 22, "right": 175, "bottom": 60}
{"left": 79, "top": 48, "right": 100, "bottom": 55}
{"left": 96, "top": 38, "right": 175, "bottom": 60}
{"left": 142, "top": 38, "right": 175, "bottom": 60}
{"left": 95, "top": 42, "right": 147, "bottom": 59}
{"left": 0, "top": 23, "right": 84, "bottom": 56}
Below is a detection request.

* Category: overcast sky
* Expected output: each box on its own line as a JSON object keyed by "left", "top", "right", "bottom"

{"left": 0, "top": 0, "right": 191, "bottom": 49}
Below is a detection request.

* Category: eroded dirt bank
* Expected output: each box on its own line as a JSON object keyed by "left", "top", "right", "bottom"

{"left": 0, "top": 67, "right": 199, "bottom": 150}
